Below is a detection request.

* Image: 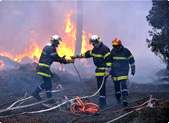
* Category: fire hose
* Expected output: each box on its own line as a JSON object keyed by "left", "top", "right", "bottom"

{"left": 0, "top": 71, "right": 106, "bottom": 116}
{"left": 70, "top": 63, "right": 103, "bottom": 115}
{"left": 72, "top": 63, "right": 82, "bottom": 83}
{"left": 70, "top": 96, "right": 100, "bottom": 115}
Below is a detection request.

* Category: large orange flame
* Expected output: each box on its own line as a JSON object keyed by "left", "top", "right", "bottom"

{"left": 0, "top": 9, "right": 92, "bottom": 64}
{"left": 0, "top": 41, "right": 42, "bottom": 63}
{"left": 57, "top": 9, "right": 76, "bottom": 59}
{"left": 0, "top": 60, "right": 4, "bottom": 69}
{"left": 81, "top": 31, "right": 93, "bottom": 53}
{"left": 14, "top": 41, "right": 42, "bottom": 62}
{"left": 0, "top": 52, "right": 14, "bottom": 60}
{"left": 58, "top": 9, "right": 92, "bottom": 59}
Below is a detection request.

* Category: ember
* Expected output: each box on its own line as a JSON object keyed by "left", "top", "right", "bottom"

{"left": 0, "top": 60, "right": 4, "bottom": 69}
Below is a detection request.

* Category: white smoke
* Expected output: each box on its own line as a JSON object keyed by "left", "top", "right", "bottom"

{"left": 0, "top": 1, "right": 166, "bottom": 83}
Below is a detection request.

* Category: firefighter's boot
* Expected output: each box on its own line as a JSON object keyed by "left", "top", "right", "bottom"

{"left": 46, "top": 91, "right": 56, "bottom": 104}
{"left": 99, "top": 97, "right": 107, "bottom": 108}
{"left": 32, "top": 87, "right": 42, "bottom": 101}
{"left": 122, "top": 95, "right": 128, "bottom": 107}
{"left": 46, "top": 91, "right": 52, "bottom": 99}
{"left": 116, "top": 98, "right": 121, "bottom": 104}
{"left": 115, "top": 92, "right": 121, "bottom": 104}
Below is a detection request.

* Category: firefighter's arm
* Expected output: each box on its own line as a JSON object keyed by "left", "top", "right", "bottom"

{"left": 49, "top": 48, "right": 73, "bottom": 64}
{"left": 131, "top": 65, "right": 135, "bottom": 75}
{"left": 71, "top": 50, "right": 93, "bottom": 59}
{"left": 56, "top": 55, "right": 74, "bottom": 64}
{"left": 103, "top": 49, "right": 112, "bottom": 77}
{"left": 126, "top": 49, "right": 135, "bottom": 75}
{"left": 50, "top": 52, "right": 73, "bottom": 64}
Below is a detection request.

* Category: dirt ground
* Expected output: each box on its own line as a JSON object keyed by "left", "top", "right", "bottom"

{"left": 0, "top": 65, "right": 169, "bottom": 123}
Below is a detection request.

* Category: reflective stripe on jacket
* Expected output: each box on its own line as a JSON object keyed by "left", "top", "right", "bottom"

{"left": 36, "top": 43, "right": 68, "bottom": 78}
{"left": 81, "top": 42, "right": 111, "bottom": 77}
{"left": 37, "top": 63, "right": 51, "bottom": 78}
{"left": 109, "top": 46, "right": 135, "bottom": 80}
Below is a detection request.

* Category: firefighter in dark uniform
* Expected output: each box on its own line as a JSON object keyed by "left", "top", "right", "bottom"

{"left": 71, "top": 35, "right": 111, "bottom": 107}
{"left": 32, "top": 35, "right": 74, "bottom": 101}
{"left": 106, "top": 38, "right": 135, "bottom": 107}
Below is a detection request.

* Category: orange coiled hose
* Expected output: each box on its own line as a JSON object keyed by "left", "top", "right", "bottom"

{"left": 70, "top": 96, "right": 100, "bottom": 115}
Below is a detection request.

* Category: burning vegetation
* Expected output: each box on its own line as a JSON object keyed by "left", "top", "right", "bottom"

{"left": 0, "top": 60, "right": 4, "bottom": 69}
{"left": 0, "top": 9, "right": 92, "bottom": 65}
{"left": 0, "top": 3, "right": 168, "bottom": 123}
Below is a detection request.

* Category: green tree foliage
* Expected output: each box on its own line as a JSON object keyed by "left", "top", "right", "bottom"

{"left": 146, "top": 0, "right": 169, "bottom": 66}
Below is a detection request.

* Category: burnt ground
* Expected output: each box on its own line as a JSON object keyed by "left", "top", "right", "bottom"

{"left": 0, "top": 63, "right": 169, "bottom": 123}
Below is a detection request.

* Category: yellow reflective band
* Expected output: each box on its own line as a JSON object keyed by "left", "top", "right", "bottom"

{"left": 92, "top": 53, "right": 103, "bottom": 58}
{"left": 113, "top": 57, "right": 127, "bottom": 60}
{"left": 82, "top": 53, "right": 86, "bottom": 58}
{"left": 97, "top": 67, "right": 106, "bottom": 70}
{"left": 89, "top": 50, "right": 93, "bottom": 56}
{"left": 130, "top": 62, "right": 135, "bottom": 66}
{"left": 106, "top": 62, "right": 112, "bottom": 66}
{"left": 51, "top": 38, "right": 54, "bottom": 41}
{"left": 95, "top": 72, "right": 105, "bottom": 76}
{"left": 104, "top": 52, "right": 111, "bottom": 59}
{"left": 127, "top": 55, "right": 133, "bottom": 60}
{"left": 37, "top": 72, "right": 51, "bottom": 77}
{"left": 39, "top": 63, "right": 50, "bottom": 68}
{"left": 113, "top": 76, "right": 128, "bottom": 81}
{"left": 89, "top": 50, "right": 103, "bottom": 58}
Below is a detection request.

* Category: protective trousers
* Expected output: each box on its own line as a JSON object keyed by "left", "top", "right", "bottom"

{"left": 39, "top": 76, "right": 52, "bottom": 98}
{"left": 113, "top": 79, "right": 128, "bottom": 100}
{"left": 96, "top": 76, "right": 107, "bottom": 105}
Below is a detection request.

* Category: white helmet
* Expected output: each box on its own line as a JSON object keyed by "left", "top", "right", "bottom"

{"left": 50, "top": 35, "right": 62, "bottom": 47}
{"left": 89, "top": 35, "right": 101, "bottom": 48}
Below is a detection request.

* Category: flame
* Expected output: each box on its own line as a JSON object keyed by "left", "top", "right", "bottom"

{"left": 57, "top": 9, "right": 76, "bottom": 59}
{"left": 57, "top": 9, "right": 92, "bottom": 59}
{"left": 14, "top": 41, "right": 42, "bottom": 63}
{"left": 59, "top": 66, "right": 62, "bottom": 71}
{"left": 81, "top": 31, "right": 93, "bottom": 53}
{"left": 0, "top": 9, "right": 92, "bottom": 65}
{"left": 0, "top": 60, "right": 4, "bottom": 69}
{"left": 0, "top": 52, "right": 14, "bottom": 60}
{"left": 63, "top": 68, "right": 65, "bottom": 72}
{"left": 0, "top": 41, "right": 42, "bottom": 63}
{"left": 58, "top": 65, "right": 65, "bottom": 72}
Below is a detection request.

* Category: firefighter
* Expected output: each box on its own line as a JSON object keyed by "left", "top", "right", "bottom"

{"left": 106, "top": 38, "right": 135, "bottom": 107}
{"left": 71, "top": 35, "right": 111, "bottom": 108}
{"left": 32, "top": 35, "right": 74, "bottom": 102}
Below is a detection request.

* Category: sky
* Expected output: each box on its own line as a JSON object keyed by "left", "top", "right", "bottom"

{"left": 0, "top": 1, "right": 166, "bottom": 83}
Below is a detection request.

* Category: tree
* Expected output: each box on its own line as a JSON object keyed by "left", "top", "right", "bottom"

{"left": 146, "top": 0, "right": 169, "bottom": 70}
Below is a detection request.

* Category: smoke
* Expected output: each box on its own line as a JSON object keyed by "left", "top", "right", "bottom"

{"left": 82, "top": 1, "right": 166, "bottom": 83}
{"left": 0, "top": 1, "right": 165, "bottom": 83}
{"left": 0, "top": 1, "right": 76, "bottom": 55}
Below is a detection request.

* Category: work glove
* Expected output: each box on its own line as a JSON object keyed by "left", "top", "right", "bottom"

{"left": 131, "top": 66, "right": 135, "bottom": 76}
{"left": 70, "top": 55, "right": 78, "bottom": 59}
{"left": 67, "top": 59, "right": 75, "bottom": 63}
{"left": 70, "top": 59, "right": 75, "bottom": 63}
{"left": 104, "top": 71, "right": 110, "bottom": 77}
{"left": 62, "top": 55, "right": 66, "bottom": 59}
{"left": 71, "top": 55, "right": 82, "bottom": 59}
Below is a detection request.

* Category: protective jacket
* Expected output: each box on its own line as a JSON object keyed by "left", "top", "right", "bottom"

{"left": 36, "top": 43, "right": 68, "bottom": 78}
{"left": 81, "top": 42, "right": 111, "bottom": 76}
{"left": 110, "top": 46, "right": 135, "bottom": 81}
